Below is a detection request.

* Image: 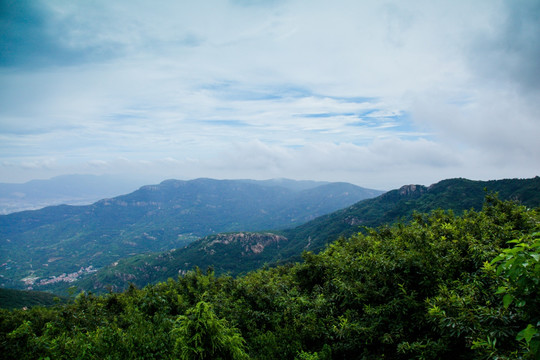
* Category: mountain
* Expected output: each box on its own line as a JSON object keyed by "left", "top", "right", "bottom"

{"left": 0, "top": 178, "right": 382, "bottom": 290}
{"left": 76, "top": 177, "right": 540, "bottom": 292}
{"left": 0, "top": 174, "right": 145, "bottom": 214}
{"left": 277, "top": 177, "right": 540, "bottom": 260}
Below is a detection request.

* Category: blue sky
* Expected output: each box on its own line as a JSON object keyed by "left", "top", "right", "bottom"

{"left": 1, "top": 0, "right": 539, "bottom": 189}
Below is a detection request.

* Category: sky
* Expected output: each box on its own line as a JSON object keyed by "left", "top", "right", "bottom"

{"left": 1, "top": 0, "right": 539, "bottom": 190}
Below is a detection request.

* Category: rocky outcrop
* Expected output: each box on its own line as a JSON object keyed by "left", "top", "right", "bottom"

{"left": 398, "top": 184, "right": 427, "bottom": 196}
{"left": 204, "top": 232, "right": 288, "bottom": 256}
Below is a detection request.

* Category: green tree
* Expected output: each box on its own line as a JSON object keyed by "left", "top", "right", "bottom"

{"left": 172, "top": 300, "right": 249, "bottom": 360}
{"left": 490, "top": 232, "right": 540, "bottom": 358}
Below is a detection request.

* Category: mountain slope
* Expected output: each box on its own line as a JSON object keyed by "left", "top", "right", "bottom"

{"left": 77, "top": 177, "right": 540, "bottom": 292}
{"left": 278, "top": 177, "right": 540, "bottom": 260}
{"left": 0, "top": 288, "right": 68, "bottom": 309}
{"left": 0, "top": 178, "right": 381, "bottom": 289}
{"left": 78, "top": 232, "right": 289, "bottom": 291}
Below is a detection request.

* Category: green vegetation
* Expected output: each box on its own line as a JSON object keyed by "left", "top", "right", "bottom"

{"left": 76, "top": 232, "right": 289, "bottom": 292}
{"left": 172, "top": 300, "right": 249, "bottom": 359}
{"left": 280, "top": 177, "right": 540, "bottom": 260}
{"left": 1, "top": 196, "right": 539, "bottom": 359}
{"left": 0, "top": 288, "right": 66, "bottom": 310}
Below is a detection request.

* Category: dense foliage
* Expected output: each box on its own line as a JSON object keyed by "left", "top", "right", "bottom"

{"left": 1, "top": 196, "right": 539, "bottom": 359}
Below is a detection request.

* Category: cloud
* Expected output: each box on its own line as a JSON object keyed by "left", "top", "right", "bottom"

{"left": 87, "top": 160, "right": 110, "bottom": 168}
{"left": 194, "top": 138, "right": 462, "bottom": 189}
{"left": 0, "top": 0, "right": 538, "bottom": 188}
{"left": 467, "top": 0, "right": 540, "bottom": 93}
{"left": 0, "top": 1, "right": 118, "bottom": 68}
{"left": 19, "top": 158, "right": 57, "bottom": 170}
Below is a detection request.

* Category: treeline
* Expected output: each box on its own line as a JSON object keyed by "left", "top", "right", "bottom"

{"left": 0, "top": 288, "right": 67, "bottom": 310}
{"left": 1, "top": 196, "right": 539, "bottom": 359}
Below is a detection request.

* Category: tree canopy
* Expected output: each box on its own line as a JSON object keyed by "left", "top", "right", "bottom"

{"left": 1, "top": 196, "right": 539, "bottom": 359}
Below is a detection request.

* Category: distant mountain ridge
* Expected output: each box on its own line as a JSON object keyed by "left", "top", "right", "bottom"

{"left": 0, "top": 174, "right": 146, "bottom": 214}
{"left": 0, "top": 178, "right": 382, "bottom": 289}
{"left": 76, "top": 177, "right": 540, "bottom": 292}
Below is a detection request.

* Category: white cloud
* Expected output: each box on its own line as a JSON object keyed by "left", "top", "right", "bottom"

{"left": 0, "top": 0, "right": 538, "bottom": 188}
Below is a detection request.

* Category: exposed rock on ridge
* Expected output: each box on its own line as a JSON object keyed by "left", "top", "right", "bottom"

{"left": 398, "top": 184, "right": 427, "bottom": 196}
{"left": 204, "top": 232, "right": 288, "bottom": 256}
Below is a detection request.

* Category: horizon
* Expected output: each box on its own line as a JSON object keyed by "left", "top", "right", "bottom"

{"left": 1, "top": 1, "right": 539, "bottom": 190}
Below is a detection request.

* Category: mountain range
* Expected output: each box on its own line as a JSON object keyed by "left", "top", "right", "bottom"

{"left": 58, "top": 177, "right": 540, "bottom": 293}
{"left": 0, "top": 178, "right": 382, "bottom": 290}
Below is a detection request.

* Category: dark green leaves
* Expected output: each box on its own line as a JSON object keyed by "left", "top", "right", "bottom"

{"left": 1, "top": 197, "right": 539, "bottom": 359}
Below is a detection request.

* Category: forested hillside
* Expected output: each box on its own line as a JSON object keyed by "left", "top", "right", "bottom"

{"left": 0, "top": 178, "right": 380, "bottom": 290}
{"left": 1, "top": 196, "right": 538, "bottom": 359}
{"left": 279, "top": 176, "right": 540, "bottom": 259}
{"left": 0, "top": 288, "right": 67, "bottom": 310}
{"left": 73, "top": 177, "right": 540, "bottom": 293}
{"left": 76, "top": 232, "right": 289, "bottom": 292}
